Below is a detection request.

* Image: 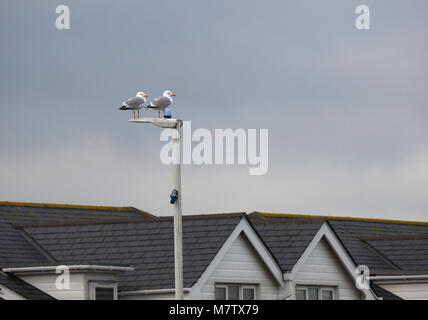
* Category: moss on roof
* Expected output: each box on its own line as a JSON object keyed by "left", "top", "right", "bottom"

{"left": 0, "top": 201, "right": 154, "bottom": 218}
{"left": 255, "top": 212, "right": 428, "bottom": 227}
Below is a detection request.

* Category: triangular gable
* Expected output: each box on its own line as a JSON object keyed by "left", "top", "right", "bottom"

{"left": 287, "top": 222, "right": 376, "bottom": 300}
{"left": 190, "top": 217, "right": 284, "bottom": 298}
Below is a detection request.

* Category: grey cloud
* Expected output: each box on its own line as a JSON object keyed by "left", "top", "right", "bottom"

{"left": 0, "top": 0, "right": 427, "bottom": 220}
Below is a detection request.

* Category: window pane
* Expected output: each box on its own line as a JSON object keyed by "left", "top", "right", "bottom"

{"left": 215, "top": 287, "right": 226, "bottom": 300}
{"left": 95, "top": 287, "right": 114, "bottom": 300}
{"left": 296, "top": 289, "right": 306, "bottom": 300}
{"left": 242, "top": 288, "right": 255, "bottom": 300}
{"left": 308, "top": 288, "right": 319, "bottom": 300}
{"left": 228, "top": 284, "right": 239, "bottom": 300}
{"left": 322, "top": 290, "right": 333, "bottom": 300}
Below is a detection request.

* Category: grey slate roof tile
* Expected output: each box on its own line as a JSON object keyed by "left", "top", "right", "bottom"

{"left": 4, "top": 203, "right": 428, "bottom": 295}
{"left": 251, "top": 212, "right": 428, "bottom": 275}
{"left": 370, "top": 283, "right": 402, "bottom": 300}
{"left": 23, "top": 213, "right": 244, "bottom": 291}
{"left": 0, "top": 202, "right": 152, "bottom": 268}
{"left": 247, "top": 214, "right": 324, "bottom": 272}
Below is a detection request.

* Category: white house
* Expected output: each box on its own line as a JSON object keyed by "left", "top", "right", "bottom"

{"left": 1, "top": 202, "right": 427, "bottom": 300}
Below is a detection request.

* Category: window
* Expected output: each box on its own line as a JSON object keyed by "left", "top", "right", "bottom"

{"left": 308, "top": 287, "right": 319, "bottom": 300}
{"left": 296, "top": 286, "right": 335, "bottom": 300}
{"left": 95, "top": 287, "right": 115, "bottom": 300}
{"left": 215, "top": 286, "right": 227, "bottom": 300}
{"left": 242, "top": 286, "right": 256, "bottom": 300}
{"left": 215, "top": 284, "right": 257, "bottom": 300}
{"left": 228, "top": 284, "right": 240, "bottom": 300}
{"left": 296, "top": 289, "right": 306, "bottom": 300}
{"left": 322, "top": 289, "right": 334, "bottom": 300}
{"left": 89, "top": 281, "right": 118, "bottom": 300}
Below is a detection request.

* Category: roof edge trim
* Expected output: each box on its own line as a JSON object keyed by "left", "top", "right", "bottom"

{"left": 0, "top": 201, "right": 154, "bottom": 217}
{"left": 2, "top": 265, "right": 135, "bottom": 274}
{"left": 256, "top": 212, "right": 428, "bottom": 226}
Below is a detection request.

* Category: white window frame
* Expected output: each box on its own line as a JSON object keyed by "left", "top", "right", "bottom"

{"left": 88, "top": 281, "right": 118, "bottom": 300}
{"left": 320, "top": 287, "right": 335, "bottom": 300}
{"left": 296, "top": 286, "right": 336, "bottom": 300}
{"left": 215, "top": 284, "right": 228, "bottom": 300}
{"left": 215, "top": 283, "right": 258, "bottom": 300}
{"left": 240, "top": 285, "right": 257, "bottom": 300}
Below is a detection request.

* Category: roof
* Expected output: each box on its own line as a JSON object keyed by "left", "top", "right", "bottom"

{"left": 247, "top": 213, "right": 324, "bottom": 271}
{"left": 0, "top": 222, "right": 49, "bottom": 267}
{"left": 0, "top": 202, "right": 153, "bottom": 221}
{"left": 251, "top": 212, "right": 428, "bottom": 275}
{"left": 22, "top": 213, "right": 245, "bottom": 292}
{"left": 366, "top": 238, "right": 428, "bottom": 272}
{"left": 0, "top": 271, "right": 55, "bottom": 300}
{"left": 3, "top": 203, "right": 428, "bottom": 296}
{"left": 0, "top": 202, "right": 153, "bottom": 268}
{"left": 370, "top": 283, "right": 402, "bottom": 300}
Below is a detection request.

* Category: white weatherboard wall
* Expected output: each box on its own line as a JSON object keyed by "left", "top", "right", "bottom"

{"left": 199, "top": 233, "right": 279, "bottom": 300}
{"left": 19, "top": 272, "right": 117, "bottom": 300}
{"left": 19, "top": 273, "right": 86, "bottom": 300}
{"left": 378, "top": 282, "right": 428, "bottom": 300}
{"left": 293, "top": 237, "right": 362, "bottom": 300}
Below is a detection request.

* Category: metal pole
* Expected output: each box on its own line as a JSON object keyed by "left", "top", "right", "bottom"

{"left": 172, "top": 120, "right": 183, "bottom": 300}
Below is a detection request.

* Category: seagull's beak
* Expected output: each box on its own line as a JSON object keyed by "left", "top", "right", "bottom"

{"left": 171, "top": 93, "right": 176, "bottom": 97}
{"left": 144, "top": 94, "right": 149, "bottom": 97}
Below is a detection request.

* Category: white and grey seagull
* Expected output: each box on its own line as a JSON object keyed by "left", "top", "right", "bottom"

{"left": 119, "top": 91, "right": 149, "bottom": 118}
{"left": 145, "top": 90, "right": 176, "bottom": 118}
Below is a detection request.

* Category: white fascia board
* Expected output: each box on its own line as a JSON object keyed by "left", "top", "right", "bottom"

{"left": 192, "top": 217, "right": 284, "bottom": 290}
{"left": 287, "top": 222, "right": 377, "bottom": 300}
{"left": 2, "top": 265, "right": 135, "bottom": 274}
{"left": 289, "top": 223, "right": 355, "bottom": 280}
{"left": 370, "top": 275, "right": 428, "bottom": 281}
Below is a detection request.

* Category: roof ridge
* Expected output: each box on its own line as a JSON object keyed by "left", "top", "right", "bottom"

{"left": 181, "top": 212, "right": 246, "bottom": 219}
{"left": 15, "top": 212, "right": 245, "bottom": 229}
{"left": 249, "top": 217, "right": 326, "bottom": 225}
{"left": 256, "top": 212, "right": 428, "bottom": 227}
{"left": 0, "top": 201, "right": 154, "bottom": 218}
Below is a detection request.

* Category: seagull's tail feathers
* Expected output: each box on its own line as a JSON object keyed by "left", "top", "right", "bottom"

{"left": 119, "top": 105, "right": 129, "bottom": 110}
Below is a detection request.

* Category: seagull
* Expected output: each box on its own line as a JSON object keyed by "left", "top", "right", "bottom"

{"left": 119, "top": 92, "right": 149, "bottom": 118}
{"left": 145, "top": 90, "right": 176, "bottom": 118}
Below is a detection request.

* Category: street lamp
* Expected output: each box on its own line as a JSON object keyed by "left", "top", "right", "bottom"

{"left": 128, "top": 117, "right": 184, "bottom": 300}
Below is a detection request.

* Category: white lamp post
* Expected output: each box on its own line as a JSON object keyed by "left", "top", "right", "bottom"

{"left": 128, "top": 117, "right": 184, "bottom": 300}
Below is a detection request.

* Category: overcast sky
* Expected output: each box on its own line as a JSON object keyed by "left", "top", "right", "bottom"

{"left": 1, "top": 0, "right": 427, "bottom": 221}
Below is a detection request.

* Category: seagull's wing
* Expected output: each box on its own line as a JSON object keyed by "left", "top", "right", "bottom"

{"left": 123, "top": 96, "right": 146, "bottom": 109}
{"left": 147, "top": 96, "right": 171, "bottom": 109}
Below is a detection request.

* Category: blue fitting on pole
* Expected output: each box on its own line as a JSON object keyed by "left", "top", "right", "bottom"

{"left": 164, "top": 107, "right": 172, "bottom": 119}
{"left": 170, "top": 189, "right": 178, "bottom": 204}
